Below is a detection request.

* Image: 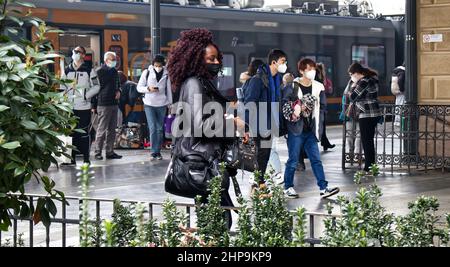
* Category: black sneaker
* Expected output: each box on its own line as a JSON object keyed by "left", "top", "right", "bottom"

{"left": 61, "top": 160, "right": 76, "bottom": 166}
{"left": 151, "top": 153, "right": 158, "bottom": 161}
{"left": 106, "top": 153, "right": 122, "bottom": 159}
{"left": 94, "top": 154, "right": 103, "bottom": 160}
{"left": 320, "top": 187, "right": 340, "bottom": 199}
{"left": 156, "top": 153, "right": 163, "bottom": 160}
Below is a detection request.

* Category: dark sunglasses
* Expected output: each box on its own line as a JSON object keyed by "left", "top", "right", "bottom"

{"left": 73, "top": 50, "right": 84, "bottom": 54}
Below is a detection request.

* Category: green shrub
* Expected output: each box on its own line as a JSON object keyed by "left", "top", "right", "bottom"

{"left": 0, "top": 0, "right": 77, "bottom": 231}
{"left": 195, "top": 163, "right": 230, "bottom": 247}
{"left": 233, "top": 173, "right": 293, "bottom": 247}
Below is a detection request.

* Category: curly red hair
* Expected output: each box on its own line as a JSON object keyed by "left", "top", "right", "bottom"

{"left": 167, "top": 28, "right": 223, "bottom": 93}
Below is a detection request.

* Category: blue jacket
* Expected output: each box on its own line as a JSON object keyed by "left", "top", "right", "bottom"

{"left": 243, "top": 65, "right": 282, "bottom": 137}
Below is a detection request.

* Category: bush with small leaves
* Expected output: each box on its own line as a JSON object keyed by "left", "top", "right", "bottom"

{"left": 395, "top": 196, "right": 448, "bottom": 247}
{"left": 159, "top": 199, "right": 186, "bottom": 247}
{"left": 195, "top": 163, "right": 230, "bottom": 247}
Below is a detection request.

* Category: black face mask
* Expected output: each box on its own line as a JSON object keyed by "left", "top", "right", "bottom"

{"left": 206, "top": 63, "right": 221, "bottom": 77}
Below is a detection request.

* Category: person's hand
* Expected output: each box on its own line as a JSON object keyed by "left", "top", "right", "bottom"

{"left": 294, "top": 104, "right": 301, "bottom": 117}
{"left": 115, "top": 91, "right": 121, "bottom": 100}
{"left": 301, "top": 104, "right": 307, "bottom": 112}
{"left": 243, "top": 132, "right": 250, "bottom": 144}
{"left": 91, "top": 108, "right": 97, "bottom": 114}
{"left": 149, "top": 86, "right": 159, "bottom": 93}
{"left": 234, "top": 116, "right": 245, "bottom": 131}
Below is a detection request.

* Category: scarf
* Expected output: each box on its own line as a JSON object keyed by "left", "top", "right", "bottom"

{"left": 266, "top": 65, "right": 282, "bottom": 130}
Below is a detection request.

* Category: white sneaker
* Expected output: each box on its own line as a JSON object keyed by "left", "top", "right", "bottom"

{"left": 284, "top": 187, "right": 299, "bottom": 199}
{"left": 274, "top": 174, "right": 284, "bottom": 185}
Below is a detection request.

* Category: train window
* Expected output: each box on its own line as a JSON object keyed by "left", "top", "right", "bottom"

{"left": 301, "top": 54, "right": 334, "bottom": 83}
{"left": 217, "top": 53, "right": 236, "bottom": 100}
{"left": 351, "top": 45, "right": 386, "bottom": 81}
{"left": 129, "top": 51, "right": 152, "bottom": 82}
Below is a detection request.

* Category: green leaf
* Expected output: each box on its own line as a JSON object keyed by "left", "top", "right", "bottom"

{"left": 46, "top": 198, "right": 57, "bottom": 217}
{"left": 40, "top": 208, "right": 51, "bottom": 227}
{"left": 33, "top": 60, "right": 54, "bottom": 67}
{"left": 5, "top": 161, "right": 19, "bottom": 170}
{"left": 7, "top": 153, "right": 23, "bottom": 163}
{"left": 0, "top": 105, "right": 10, "bottom": 112}
{"left": 15, "top": 1, "right": 36, "bottom": 8}
{"left": 20, "top": 120, "right": 39, "bottom": 130}
{"left": 35, "top": 135, "right": 46, "bottom": 149}
{"left": 23, "top": 79, "right": 34, "bottom": 91}
{"left": 43, "top": 53, "right": 61, "bottom": 59}
{"left": 8, "top": 74, "right": 21, "bottom": 82}
{"left": 12, "top": 96, "right": 30, "bottom": 103}
{"left": 0, "top": 72, "right": 7, "bottom": 84}
{"left": 7, "top": 28, "right": 18, "bottom": 35}
{"left": 14, "top": 166, "right": 26, "bottom": 177}
{"left": 6, "top": 15, "right": 24, "bottom": 27}
{"left": 1, "top": 141, "right": 21, "bottom": 150}
{"left": 19, "top": 203, "right": 31, "bottom": 218}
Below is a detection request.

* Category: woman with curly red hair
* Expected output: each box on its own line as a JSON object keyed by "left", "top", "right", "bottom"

{"left": 166, "top": 28, "right": 244, "bottom": 228}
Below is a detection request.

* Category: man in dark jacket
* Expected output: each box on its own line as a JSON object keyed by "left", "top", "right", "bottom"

{"left": 244, "top": 49, "right": 287, "bottom": 184}
{"left": 93, "top": 51, "right": 122, "bottom": 160}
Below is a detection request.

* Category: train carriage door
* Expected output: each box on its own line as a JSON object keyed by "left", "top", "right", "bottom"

{"left": 104, "top": 30, "right": 128, "bottom": 76}
{"left": 58, "top": 30, "right": 101, "bottom": 74}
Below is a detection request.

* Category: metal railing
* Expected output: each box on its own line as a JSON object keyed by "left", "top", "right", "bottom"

{"left": 0, "top": 193, "right": 338, "bottom": 247}
{"left": 343, "top": 104, "right": 450, "bottom": 173}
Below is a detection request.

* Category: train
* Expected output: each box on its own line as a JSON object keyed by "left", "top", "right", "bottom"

{"left": 18, "top": 0, "right": 404, "bottom": 122}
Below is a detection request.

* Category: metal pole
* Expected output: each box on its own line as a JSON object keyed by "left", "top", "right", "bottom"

{"left": 404, "top": 0, "right": 418, "bottom": 156}
{"left": 151, "top": 0, "right": 161, "bottom": 56}
{"left": 405, "top": 0, "right": 417, "bottom": 104}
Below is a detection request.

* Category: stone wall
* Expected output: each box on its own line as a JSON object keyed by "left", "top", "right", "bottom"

{"left": 418, "top": 0, "right": 450, "bottom": 103}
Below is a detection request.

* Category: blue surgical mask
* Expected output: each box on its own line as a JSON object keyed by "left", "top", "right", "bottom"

{"left": 107, "top": 61, "right": 117, "bottom": 69}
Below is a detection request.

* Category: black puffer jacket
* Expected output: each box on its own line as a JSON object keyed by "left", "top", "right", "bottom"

{"left": 93, "top": 65, "right": 121, "bottom": 107}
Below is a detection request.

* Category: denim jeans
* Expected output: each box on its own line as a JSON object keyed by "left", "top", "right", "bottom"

{"left": 144, "top": 105, "right": 167, "bottom": 154}
{"left": 284, "top": 131, "right": 328, "bottom": 190}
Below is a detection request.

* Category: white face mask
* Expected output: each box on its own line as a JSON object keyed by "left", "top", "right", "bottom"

{"left": 277, "top": 63, "right": 287, "bottom": 74}
{"left": 154, "top": 66, "right": 163, "bottom": 73}
{"left": 72, "top": 53, "right": 81, "bottom": 63}
{"left": 305, "top": 70, "right": 316, "bottom": 81}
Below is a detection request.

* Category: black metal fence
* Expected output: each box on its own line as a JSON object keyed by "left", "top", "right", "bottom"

{"left": 343, "top": 104, "right": 450, "bottom": 173}
{"left": 0, "top": 194, "right": 338, "bottom": 247}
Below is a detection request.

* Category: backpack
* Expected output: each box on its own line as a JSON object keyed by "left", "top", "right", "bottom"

{"left": 391, "top": 66, "right": 405, "bottom": 96}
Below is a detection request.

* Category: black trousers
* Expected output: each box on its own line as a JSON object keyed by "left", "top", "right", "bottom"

{"left": 256, "top": 136, "right": 272, "bottom": 184}
{"left": 72, "top": 109, "right": 92, "bottom": 162}
{"left": 321, "top": 113, "right": 332, "bottom": 148}
{"left": 359, "top": 117, "right": 379, "bottom": 171}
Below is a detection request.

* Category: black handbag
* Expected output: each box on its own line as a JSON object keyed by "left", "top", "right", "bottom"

{"left": 165, "top": 148, "right": 220, "bottom": 199}
{"left": 224, "top": 137, "right": 258, "bottom": 172}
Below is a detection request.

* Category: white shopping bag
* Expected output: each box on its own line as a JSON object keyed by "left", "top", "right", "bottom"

{"left": 54, "top": 135, "right": 72, "bottom": 164}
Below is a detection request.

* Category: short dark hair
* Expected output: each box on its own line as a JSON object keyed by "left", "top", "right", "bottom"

{"left": 267, "top": 49, "right": 287, "bottom": 65}
{"left": 153, "top": 54, "right": 166, "bottom": 65}
{"left": 298, "top": 58, "right": 317, "bottom": 72}
{"left": 75, "top": 46, "right": 86, "bottom": 55}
